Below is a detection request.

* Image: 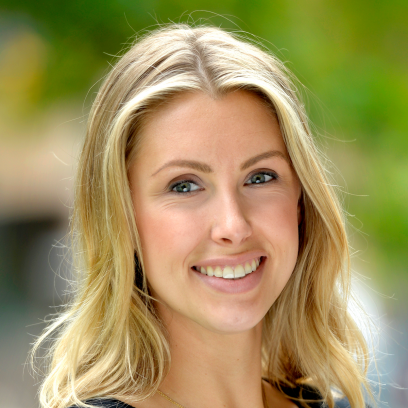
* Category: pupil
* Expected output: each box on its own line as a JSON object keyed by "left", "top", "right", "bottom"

{"left": 253, "top": 174, "right": 264, "bottom": 183}
{"left": 177, "top": 182, "right": 190, "bottom": 192}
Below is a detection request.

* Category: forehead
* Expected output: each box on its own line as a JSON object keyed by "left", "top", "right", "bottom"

{"left": 136, "top": 90, "right": 288, "bottom": 164}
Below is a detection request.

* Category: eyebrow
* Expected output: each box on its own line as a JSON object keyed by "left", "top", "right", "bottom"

{"left": 240, "top": 150, "right": 289, "bottom": 170}
{"left": 151, "top": 150, "right": 289, "bottom": 177}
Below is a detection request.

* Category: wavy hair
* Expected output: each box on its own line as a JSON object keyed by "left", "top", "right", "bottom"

{"left": 32, "top": 24, "right": 370, "bottom": 408}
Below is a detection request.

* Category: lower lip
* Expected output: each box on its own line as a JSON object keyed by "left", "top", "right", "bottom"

{"left": 192, "top": 257, "right": 266, "bottom": 294}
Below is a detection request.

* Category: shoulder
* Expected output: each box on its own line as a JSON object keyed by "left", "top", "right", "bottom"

{"left": 279, "top": 383, "right": 371, "bottom": 408}
{"left": 68, "top": 399, "right": 133, "bottom": 408}
{"left": 333, "top": 397, "right": 372, "bottom": 408}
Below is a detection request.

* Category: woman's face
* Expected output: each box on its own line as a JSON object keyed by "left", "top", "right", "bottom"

{"left": 129, "top": 90, "right": 301, "bottom": 334}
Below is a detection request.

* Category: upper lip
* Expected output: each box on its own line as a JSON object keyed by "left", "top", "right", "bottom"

{"left": 191, "top": 251, "right": 267, "bottom": 268}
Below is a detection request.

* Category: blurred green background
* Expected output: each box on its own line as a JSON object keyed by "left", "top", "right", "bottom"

{"left": 0, "top": 1, "right": 407, "bottom": 407}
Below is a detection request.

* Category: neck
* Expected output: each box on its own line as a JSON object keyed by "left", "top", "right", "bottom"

{"left": 159, "top": 307, "right": 265, "bottom": 408}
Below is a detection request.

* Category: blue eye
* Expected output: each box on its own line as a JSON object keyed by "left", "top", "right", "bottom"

{"left": 171, "top": 180, "right": 201, "bottom": 193}
{"left": 245, "top": 171, "right": 277, "bottom": 185}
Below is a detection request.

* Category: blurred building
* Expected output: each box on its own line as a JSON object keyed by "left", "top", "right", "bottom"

{"left": 0, "top": 4, "right": 407, "bottom": 407}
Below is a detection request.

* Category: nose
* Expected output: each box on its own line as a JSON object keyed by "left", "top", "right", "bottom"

{"left": 210, "top": 191, "right": 252, "bottom": 246}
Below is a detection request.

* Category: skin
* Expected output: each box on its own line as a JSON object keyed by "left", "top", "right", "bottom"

{"left": 127, "top": 90, "right": 300, "bottom": 408}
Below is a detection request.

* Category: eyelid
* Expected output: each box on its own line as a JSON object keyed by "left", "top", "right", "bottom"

{"left": 168, "top": 176, "right": 203, "bottom": 195}
{"left": 170, "top": 179, "right": 200, "bottom": 189}
{"left": 245, "top": 170, "right": 278, "bottom": 184}
{"left": 168, "top": 173, "right": 201, "bottom": 186}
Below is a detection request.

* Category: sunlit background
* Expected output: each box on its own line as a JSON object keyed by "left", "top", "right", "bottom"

{"left": 0, "top": 2, "right": 407, "bottom": 407}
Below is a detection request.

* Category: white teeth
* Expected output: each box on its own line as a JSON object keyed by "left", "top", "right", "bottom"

{"left": 194, "top": 257, "right": 263, "bottom": 279}
{"left": 222, "top": 266, "right": 234, "bottom": 279}
{"left": 234, "top": 264, "right": 245, "bottom": 278}
{"left": 244, "top": 262, "right": 252, "bottom": 274}
{"left": 214, "top": 266, "right": 223, "bottom": 277}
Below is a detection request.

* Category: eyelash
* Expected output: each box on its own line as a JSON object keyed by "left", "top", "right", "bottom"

{"left": 244, "top": 171, "right": 278, "bottom": 185}
{"left": 169, "top": 171, "right": 278, "bottom": 195}
{"left": 169, "top": 179, "right": 202, "bottom": 195}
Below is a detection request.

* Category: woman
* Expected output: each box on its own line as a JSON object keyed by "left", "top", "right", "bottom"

{"left": 33, "top": 24, "right": 372, "bottom": 408}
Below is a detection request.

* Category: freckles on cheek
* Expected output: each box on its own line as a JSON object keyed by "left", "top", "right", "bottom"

{"left": 258, "top": 200, "right": 299, "bottom": 236}
{"left": 138, "top": 207, "right": 202, "bottom": 254}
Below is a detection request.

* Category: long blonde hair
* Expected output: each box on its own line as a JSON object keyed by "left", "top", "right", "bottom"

{"left": 32, "top": 24, "right": 371, "bottom": 408}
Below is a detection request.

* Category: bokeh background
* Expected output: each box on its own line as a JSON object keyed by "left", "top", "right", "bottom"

{"left": 0, "top": 1, "right": 407, "bottom": 407}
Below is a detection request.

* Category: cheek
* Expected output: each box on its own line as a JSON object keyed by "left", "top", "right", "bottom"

{"left": 252, "top": 196, "right": 299, "bottom": 283}
{"left": 135, "top": 202, "right": 206, "bottom": 270}
{"left": 253, "top": 194, "right": 299, "bottom": 243}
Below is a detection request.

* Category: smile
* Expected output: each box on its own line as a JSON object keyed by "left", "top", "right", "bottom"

{"left": 192, "top": 256, "right": 264, "bottom": 279}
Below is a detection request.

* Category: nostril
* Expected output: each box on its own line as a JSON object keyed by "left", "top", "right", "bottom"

{"left": 221, "top": 238, "right": 233, "bottom": 244}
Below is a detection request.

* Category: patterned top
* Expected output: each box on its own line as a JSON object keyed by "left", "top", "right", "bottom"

{"left": 68, "top": 384, "right": 369, "bottom": 407}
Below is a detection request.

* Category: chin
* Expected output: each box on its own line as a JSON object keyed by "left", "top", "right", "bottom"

{"left": 196, "top": 306, "right": 267, "bottom": 335}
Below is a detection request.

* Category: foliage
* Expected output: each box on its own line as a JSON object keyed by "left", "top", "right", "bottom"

{"left": 1, "top": 0, "right": 407, "bottom": 299}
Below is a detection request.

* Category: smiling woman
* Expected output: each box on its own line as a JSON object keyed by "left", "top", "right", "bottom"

{"left": 32, "top": 24, "right": 372, "bottom": 408}
{"left": 129, "top": 91, "right": 301, "bottom": 335}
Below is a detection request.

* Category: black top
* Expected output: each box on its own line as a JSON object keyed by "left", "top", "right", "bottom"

{"left": 68, "top": 384, "right": 368, "bottom": 407}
